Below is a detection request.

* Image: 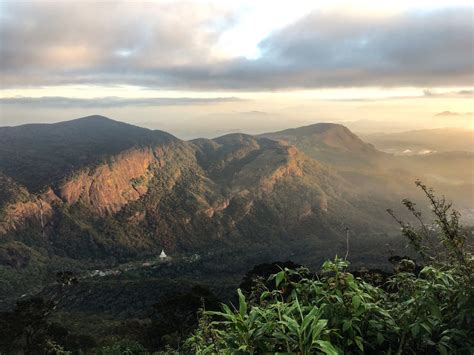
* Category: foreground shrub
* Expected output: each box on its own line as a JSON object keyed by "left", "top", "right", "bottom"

{"left": 184, "top": 182, "right": 474, "bottom": 354}
{"left": 185, "top": 258, "right": 396, "bottom": 354}
{"left": 184, "top": 259, "right": 473, "bottom": 354}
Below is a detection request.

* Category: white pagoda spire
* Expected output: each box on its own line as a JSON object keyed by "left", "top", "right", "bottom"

{"left": 160, "top": 249, "right": 167, "bottom": 259}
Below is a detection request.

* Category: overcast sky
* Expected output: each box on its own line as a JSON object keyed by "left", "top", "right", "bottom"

{"left": 1, "top": 0, "right": 473, "bottom": 136}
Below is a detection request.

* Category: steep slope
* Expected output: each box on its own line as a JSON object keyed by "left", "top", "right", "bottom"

{"left": 193, "top": 134, "right": 304, "bottom": 191}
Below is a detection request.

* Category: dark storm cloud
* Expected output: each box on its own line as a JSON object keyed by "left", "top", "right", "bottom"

{"left": 1, "top": 1, "right": 473, "bottom": 90}
{"left": 0, "top": 96, "right": 245, "bottom": 108}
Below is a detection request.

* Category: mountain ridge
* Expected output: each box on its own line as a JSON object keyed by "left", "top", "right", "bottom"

{"left": 0, "top": 115, "right": 177, "bottom": 192}
{"left": 1, "top": 115, "right": 472, "bottom": 301}
{"left": 259, "top": 122, "right": 388, "bottom": 170}
{"left": 0, "top": 116, "right": 393, "bottom": 251}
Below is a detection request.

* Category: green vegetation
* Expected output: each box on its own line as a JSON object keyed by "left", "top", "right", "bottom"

{"left": 1, "top": 118, "right": 405, "bottom": 303}
{"left": 0, "top": 183, "right": 472, "bottom": 354}
{"left": 183, "top": 182, "right": 473, "bottom": 354}
{"left": 0, "top": 115, "right": 472, "bottom": 353}
{"left": 185, "top": 259, "right": 472, "bottom": 354}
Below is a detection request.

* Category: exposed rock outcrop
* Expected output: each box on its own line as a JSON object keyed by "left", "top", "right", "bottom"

{"left": 0, "top": 197, "right": 53, "bottom": 234}
{"left": 59, "top": 148, "right": 156, "bottom": 214}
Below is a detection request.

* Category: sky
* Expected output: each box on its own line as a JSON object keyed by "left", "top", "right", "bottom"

{"left": 0, "top": 0, "right": 473, "bottom": 138}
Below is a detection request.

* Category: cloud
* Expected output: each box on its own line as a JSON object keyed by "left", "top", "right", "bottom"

{"left": 423, "top": 89, "right": 474, "bottom": 98}
{"left": 0, "top": 0, "right": 235, "bottom": 86}
{"left": 308, "top": 89, "right": 474, "bottom": 102}
{"left": 1, "top": 1, "right": 473, "bottom": 90}
{"left": 435, "top": 111, "right": 460, "bottom": 116}
{"left": 434, "top": 111, "right": 474, "bottom": 117}
{"left": 0, "top": 96, "right": 245, "bottom": 108}
{"left": 249, "top": 8, "right": 474, "bottom": 89}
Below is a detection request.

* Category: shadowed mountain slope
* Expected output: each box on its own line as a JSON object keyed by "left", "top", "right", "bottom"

{"left": 0, "top": 115, "right": 176, "bottom": 192}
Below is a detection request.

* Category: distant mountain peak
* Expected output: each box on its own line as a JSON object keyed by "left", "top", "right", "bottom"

{"left": 59, "top": 115, "right": 132, "bottom": 127}
{"left": 76, "top": 114, "right": 112, "bottom": 121}
{"left": 261, "top": 122, "right": 374, "bottom": 151}
{"left": 300, "top": 122, "right": 348, "bottom": 131}
{"left": 0, "top": 115, "right": 177, "bottom": 191}
{"left": 267, "top": 122, "right": 347, "bottom": 134}
{"left": 259, "top": 122, "right": 384, "bottom": 169}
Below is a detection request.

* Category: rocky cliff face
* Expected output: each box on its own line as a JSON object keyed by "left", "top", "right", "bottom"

{"left": 1, "top": 147, "right": 155, "bottom": 233}
{"left": 1, "top": 199, "right": 49, "bottom": 234}
{"left": 0, "top": 141, "right": 191, "bottom": 234}
{"left": 259, "top": 145, "right": 304, "bottom": 193}
{"left": 59, "top": 148, "right": 155, "bottom": 215}
{"left": 0, "top": 132, "right": 351, "bottom": 241}
{"left": 0, "top": 187, "right": 60, "bottom": 235}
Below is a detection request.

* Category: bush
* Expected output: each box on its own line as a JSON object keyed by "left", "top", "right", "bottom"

{"left": 183, "top": 182, "right": 474, "bottom": 354}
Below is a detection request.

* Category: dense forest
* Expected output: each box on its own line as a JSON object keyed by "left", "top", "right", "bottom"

{"left": 1, "top": 181, "right": 472, "bottom": 354}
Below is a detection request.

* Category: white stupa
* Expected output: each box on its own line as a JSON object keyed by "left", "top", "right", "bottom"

{"left": 159, "top": 249, "right": 167, "bottom": 259}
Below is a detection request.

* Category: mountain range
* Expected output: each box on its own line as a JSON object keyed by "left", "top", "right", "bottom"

{"left": 1, "top": 115, "right": 472, "bottom": 301}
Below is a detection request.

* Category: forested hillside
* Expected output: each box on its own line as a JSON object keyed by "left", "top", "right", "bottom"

{"left": 1, "top": 182, "right": 472, "bottom": 353}
{"left": 1, "top": 116, "right": 411, "bottom": 302}
{"left": 0, "top": 116, "right": 472, "bottom": 353}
